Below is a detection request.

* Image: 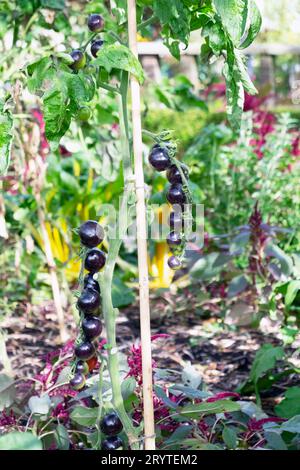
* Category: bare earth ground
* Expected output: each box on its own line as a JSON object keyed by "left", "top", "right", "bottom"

{"left": 2, "top": 290, "right": 300, "bottom": 411}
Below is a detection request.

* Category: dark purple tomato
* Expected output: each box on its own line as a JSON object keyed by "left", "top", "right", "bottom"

{"left": 77, "top": 288, "right": 100, "bottom": 314}
{"left": 85, "top": 248, "right": 106, "bottom": 273}
{"left": 88, "top": 14, "right": 105, "bottom": 32}
{"left": 74, "top": 341, "right": 95, "bottom": 361}
{"left": 166, "top": 184, "right": 186, "bottom": 205}
{"left": 167, "top": 255, "right": 181, "bottom": 270}
{"left": 82, "top": 316, "right": 102, "bottom": 340}
{"left": 101, "top": 436, "right": 123, "bottom": 450}
{"left": 70, "top": 372, "right": 86, "bottom": 390}
{"left": 100, "top": 412, "right": 123, "bottom": 436}
{"left": 166, "top": 231, "right": 182, "bottom": 247}
{"left": 84, "top": 273, "right": 100, "bottom": 293}
{"left": 149, "top": 145, "right": 171, "bottom": 172}
{"left": 79, "top": 220, "right": 104, "bottom": 248}
{"left": 169, "top": 211, "right": 183, "bottom": 230}
{"left": 70, "top": 50, "right": 86, "bottom": 71}
{"left": 75, "top": 360, "right": 89, "bottom": 375}
{"left": 91, "top": 39, "right": 104, "bottom": 58}
{"left": 166, "top": 164, "right": 189, "bottom": 184}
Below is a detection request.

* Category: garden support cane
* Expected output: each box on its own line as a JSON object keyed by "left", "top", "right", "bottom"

{"left": 127, "top": 0, "right": 156, "bottom": 451}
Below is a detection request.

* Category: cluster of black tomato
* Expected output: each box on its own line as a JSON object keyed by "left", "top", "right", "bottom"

{"left": 68, "top": 14, "right": 105, "bottom": 121}
{"left": 149, "top": 144, "right": 190, "bottom": 271}
{"left": 69, "top": 220, "right": 106, "bottom": 391}
{"left": 100, "top": 412, "right": 124, "bottom": 450}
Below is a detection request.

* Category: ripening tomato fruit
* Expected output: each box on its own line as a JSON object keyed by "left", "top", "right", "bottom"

{"left": 70, "top": 372, "right": 86, "bottom": 390}
{"left": 79, "top": 220, "right": 104, "bottom": 248}
{"left": 74, "top": 341, "right": 95, "bottom": 361}
{"left": 166, "top": 183, "right": 186, "bottom": 205}
{"left": 101, "top": 436, "right": 123, "bottom": 450}
{"left": 100, "top": 412, "right": 123, "bottom": 436}
{"left": 84, "top": 273, "right": 100, "bottom": 293}
{"left": 149, "top": 145, "right": 171, "bottom": 172}
{"left": 75, "top": 360, "right": 89, "bottom": 375}
{"left": 82, "top": 316, "right": 102, "bottom": 340}
{"left": 166, "top": 231, "right": 182, "bottom": 247}
{"left": 166, "top": 164, "right": 189, "bottom": 184}
{"left": 70, "top": 50, "right": 86, "bottom": 71}
{"left": 167, "top": 255, "right": 181, "bottom": 270}
{"left": 77, "top": 288, "right": 101, "bottom": 315}
{"left": 91, "top": 39, "right": 104, "bottom": 58}
{"left": 87, "top": 355, "right": 98, "bottom": 372}
{"left": 88, "top": 14, "right": 105, "bottom": 32}
{"left": 84, "top": 248, "right": 106, "bottom": 273}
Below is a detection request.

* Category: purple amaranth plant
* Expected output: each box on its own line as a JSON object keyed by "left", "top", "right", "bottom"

{"left": 248, "top": 202, "right": 269, "bottom": 284}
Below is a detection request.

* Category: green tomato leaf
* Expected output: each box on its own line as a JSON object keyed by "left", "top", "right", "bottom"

{"left": 0, "top": 432, "right": 42, "bottom": 450}
{"left": 239, "top": 0, "right": 262, "bottom": 49}
{"left": 43, "top": 79, "right": 71, "bottom": 145}
{"left": 27, "top": 57, "right": 54, "bottom": 94}
{"left": 0, "top": 105, "right": 13, "bottom": 175}
{"left": 214, "top": 0, "right": 249, "bottom": 45}
{"left": 234, "top": 49, "right": 257, "bottom": 95}
{"left": 250, "top": 344, "right": 284, "bottom": 384}
{"left": 93, "top": 44, "right": 145, "bottom": 84}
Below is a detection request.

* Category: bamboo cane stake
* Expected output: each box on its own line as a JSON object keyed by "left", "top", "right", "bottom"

{"left": 127, "top": 0, "right": 156, "bottom": 450}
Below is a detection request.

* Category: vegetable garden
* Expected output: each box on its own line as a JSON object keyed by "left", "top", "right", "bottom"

{"left": 1, "top": 0, "right": 300, "bottom": 453}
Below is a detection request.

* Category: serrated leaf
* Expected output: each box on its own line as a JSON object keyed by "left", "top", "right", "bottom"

{"left": 27, "top": 57, "right": 54, "bottom": 94}
{"left": 250, "top": 344, "right": 284, "bottom": 384}
{"left": 223, "top": 48, "right": 245, "bottom": 129}
{"left": 0, "top": 432, "right": 42, "bottom": 450}
{"left": 214, "top": 0, "right": 249, "bottom": 45}
{"left": 70, "top": 406, "right": 98, "bottom": 426}
{"left": 93, "top": 44, "right": 144, "bottom": 84}
{"left": 239, "top": 0, "right": 262, "bottom": 49}
{"left": 234, "top": 49, "right": 257, "bottom": 95}
{"left": 0, "top": 107, "right": 13, "bottom": 175}
{"left": 43, "top": 80, "right": 71, "bottom": 143}
{"left": 180, "top": 400, "right": 240, "bottom": 418}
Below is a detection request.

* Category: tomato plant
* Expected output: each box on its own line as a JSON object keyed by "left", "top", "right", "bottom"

{"left": 0, "top": 0, "right": 264, "bottom": 452}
